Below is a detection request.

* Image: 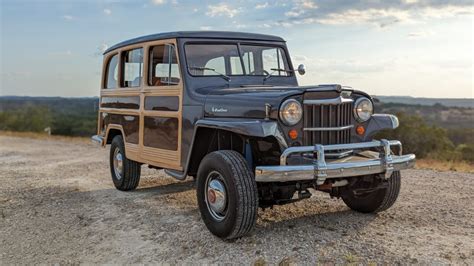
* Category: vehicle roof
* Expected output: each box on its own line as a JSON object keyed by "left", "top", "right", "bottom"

{"left": 104, "top": 31, "right": 285, "bottom": 54}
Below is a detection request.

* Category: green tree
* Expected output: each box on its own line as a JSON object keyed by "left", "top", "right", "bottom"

{"left": 376, "top": 113, "right": 454, "bottom": 159}
{"left": 0, "top": 105, "right": 52, "bottom": 132}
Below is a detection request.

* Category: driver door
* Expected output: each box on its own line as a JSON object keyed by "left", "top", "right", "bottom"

{"left": 139, "top": 39, "right": 183, "bottom": 170}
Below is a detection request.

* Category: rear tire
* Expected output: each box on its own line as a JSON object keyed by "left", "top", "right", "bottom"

{"left": 196, "top": 150, "right": 258, "bottom": 240}
{"left": 110, "top": 135, "right": 141, "bottom": 191}
{"left": 342, "top": 171, "right": 401, "bottom": 213}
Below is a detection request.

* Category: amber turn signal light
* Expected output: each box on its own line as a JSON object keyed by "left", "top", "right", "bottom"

{"left": 356, "top": 125, "right": 365, "bottom": 135}
{"left": 288, "top": 129, "right": 298, "bottom": 140}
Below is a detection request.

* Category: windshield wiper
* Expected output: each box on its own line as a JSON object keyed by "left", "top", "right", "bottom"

{"left": 188, "top": 66, "right": 231, "bottom": 82}
{"left": 263, "top": 68, "right": 293, "bottom": 82}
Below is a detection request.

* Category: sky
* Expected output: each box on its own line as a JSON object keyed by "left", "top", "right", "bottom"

{"left": 0, "top": 0, "right": 473, "bottom": 98}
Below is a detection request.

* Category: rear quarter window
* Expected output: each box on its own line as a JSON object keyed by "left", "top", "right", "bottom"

{"left": 104, "top": 54, "right": 118, "bottom": 89}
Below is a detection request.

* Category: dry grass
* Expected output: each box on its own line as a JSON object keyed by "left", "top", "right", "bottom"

{"left": 415, "top": 159, "right": 474, "bottom": 173}
{"left": 1, "top": 130, "right": 473, "bottom": 173}
{"left": 0, "top": 131, "right": 90, "bottom": 143}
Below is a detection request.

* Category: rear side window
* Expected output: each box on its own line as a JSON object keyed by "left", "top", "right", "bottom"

{"left": 149, "top": 44, "right": 181, "bottom": 86}
{"left": 122, "top": 48, "right": 143, "bottom": 88}
{"left": 104, "top": 54, "right": 118, "bottom": 89}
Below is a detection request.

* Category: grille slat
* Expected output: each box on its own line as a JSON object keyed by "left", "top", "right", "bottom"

{"left": 303, "top": 100, "right": 352, "bottom": 146}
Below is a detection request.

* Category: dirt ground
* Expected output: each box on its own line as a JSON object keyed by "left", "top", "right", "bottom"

{"left": 0, "top": 135, "right": 473, "bottom": 264}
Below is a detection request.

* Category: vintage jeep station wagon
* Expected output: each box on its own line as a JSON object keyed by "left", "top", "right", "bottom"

{"left": 92, "top": 31, "right": 415, "bottom": 239}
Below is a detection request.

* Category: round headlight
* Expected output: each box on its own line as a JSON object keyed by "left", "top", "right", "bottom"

{"left": 279, "top": 99, "right": 303, "bottom": 126}
{"left": 354, "top": 97, "right": 373, "bottom": 122}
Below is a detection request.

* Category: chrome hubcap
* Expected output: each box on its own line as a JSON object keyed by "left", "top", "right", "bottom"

{"left": 205, "top": 171, "right": 227, "bottom": 221}
{"left": 113, "top": 148, "right": 123, "bottom": 180}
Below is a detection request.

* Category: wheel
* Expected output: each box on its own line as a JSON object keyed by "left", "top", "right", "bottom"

{"left": 342, "top": 171, "right": 401, "bottom": 213}
{"left": 196, "top": 150, "right": 258, "bottom": 240}
{"left": 109, "top": 135, "right": 141, "bottom": 191}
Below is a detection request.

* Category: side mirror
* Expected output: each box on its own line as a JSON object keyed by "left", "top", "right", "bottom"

{"left": 297, "top": 64, "right": 306, "bottom": 75}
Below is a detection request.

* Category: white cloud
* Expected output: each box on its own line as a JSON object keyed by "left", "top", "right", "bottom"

{"left": 103, "top": 9, "right": 112, "bottom": 15}
{"left": 285, "top": 0, "right": 317, "bottom": 18}
{"left": 151, "top": 0, "right": 166, "bottom": 5}
{"left": 299, "top": 0, "right": 317, "bottom": 9}
{"left": 285, "top": 10, "right": 303, "bottom": 17}
{"left": 314, "top": 8, "right": 412, "bottom": 27}
{"left": 200, "top": 26, "right": 213, "bottom": 30}
{"left": 206, "top": 3, "right": 239, "bottom": 18}
{"left": 256, "top": 2, "right": 269, "bottom": 9}
{"left": 280, "top": 1, "right": 474, "bottom": 28}
{"left": 258, "top": 23, "right": 271, "bottom": 28}
{"left": 62, "top": 15, "right": 74, "bottom": 20}
{"left": 274, "top": 21, "right": 293, "bottom": 28}
{"left": 407, "top": 30, "right": 435, "bottom": 38}
{"left": 193, "top": 8, "right": 199, "bottom": 12}
{"left": 291, "top": 55, "right": 309, "bottom": 62}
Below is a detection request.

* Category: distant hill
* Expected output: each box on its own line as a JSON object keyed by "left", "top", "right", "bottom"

{"left": 375, "top": 96, "right": 473, "bottom": 108}
{"left": 0, "top": 96, "right": 99, "bottom": 113}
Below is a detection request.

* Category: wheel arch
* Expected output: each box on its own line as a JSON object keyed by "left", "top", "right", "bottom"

{"left": 184, "top": 119, "right": 287, "bottom": 177}
{"left": 104, "top": 124, "right": 126, "bottom": 146}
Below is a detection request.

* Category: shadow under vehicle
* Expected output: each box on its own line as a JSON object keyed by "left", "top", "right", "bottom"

{"left": 92, "top": 31, "right": 415, "bottom": 239}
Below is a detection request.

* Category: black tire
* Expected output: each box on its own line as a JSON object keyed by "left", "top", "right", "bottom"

{"left": 109, "top": 135, "right": 141, "bottom": 191}
{"left": 196, "top": 150, "right": 258, "bottom": 240}
{"left": 342, "top": 171, "right": 401, "bottom": 213}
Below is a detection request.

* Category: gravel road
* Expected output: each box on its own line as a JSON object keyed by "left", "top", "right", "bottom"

{"left": 0, "top": 135, "right": 473, "bottom": 264}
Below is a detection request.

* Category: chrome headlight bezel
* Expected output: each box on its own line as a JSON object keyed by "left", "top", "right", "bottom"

{"left": 353, "top": 97, "right": 373, "bottom": 122}
{"left": 279, "top": 99, "right": 303, "bottom": 126}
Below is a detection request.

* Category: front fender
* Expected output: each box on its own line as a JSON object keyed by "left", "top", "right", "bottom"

{"left": 165, "top": 118, "right": 288, "bottom": 180}
{"left": 195, "top": 118, "right": 288, "bottom": 148}
{"left": 364, "top": 114, "right": 399, "bottom": 141}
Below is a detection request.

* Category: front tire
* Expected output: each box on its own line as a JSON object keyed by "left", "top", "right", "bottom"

{"left": 196, "top": 150, "right": 258, "bottom": 240}
{"left": 342, "top": 171, "right": 401, "bottom": 213}
{"left": 110, "top": 135, "right": 141, "bottom": 191}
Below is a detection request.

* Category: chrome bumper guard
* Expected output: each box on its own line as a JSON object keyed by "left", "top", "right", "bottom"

{"left": 255, "top": 139, "right": 416, "bottom": 185}
{"left": 91, "top": 135, "right": 104, "bottom": 146}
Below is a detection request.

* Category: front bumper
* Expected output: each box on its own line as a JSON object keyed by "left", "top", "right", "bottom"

{"left": 255, "top": 139, "right": 415, "bottom": 185}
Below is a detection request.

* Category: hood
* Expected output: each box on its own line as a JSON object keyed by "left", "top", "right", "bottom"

{"left": 201, "top": 84, "right": 348, "bottom": 119}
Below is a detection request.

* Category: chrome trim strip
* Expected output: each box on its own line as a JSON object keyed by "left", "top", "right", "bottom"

{"left": 258, "top": 139, "right": 415, "bottom": 183}
{"left": 303, "top": 125, "right": 354, "bottom": 131}
{"left": 91, "top": 135, "right": 104, "bottom": 146}
{"left": 303, "top": 96, "right": 353, "bottom": 105}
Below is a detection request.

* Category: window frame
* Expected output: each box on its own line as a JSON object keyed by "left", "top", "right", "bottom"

{"left": 120, "top": 47, "right": 144, "bottom": 88}
{"left": 147, "top": 43, "right": 181, "bottom": 87}
{"left": 102, "top": 52, "right": 119, "bottom": 89}
{"left": 183, "top": 41, "right": 293, "bottom": 78}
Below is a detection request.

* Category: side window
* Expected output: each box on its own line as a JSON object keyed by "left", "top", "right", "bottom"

{"left": 262, "top": 48, "right": 289, "bottom": 76}
{"left": 104, "top": 54, "right": 118, "bottom": 89}
{"left": 149, "top": 44, "right": 181, "bottom": 86}
{"left": 122, "top": 48, "right": 143, "bottom": 88}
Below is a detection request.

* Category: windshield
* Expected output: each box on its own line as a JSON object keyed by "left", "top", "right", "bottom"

{"left": 185, "top": 44, "right": 291, "bottom": 77}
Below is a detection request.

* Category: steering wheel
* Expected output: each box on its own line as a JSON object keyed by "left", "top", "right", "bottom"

{"left": 249, "top": 69, "right": 270, "bottom": 76}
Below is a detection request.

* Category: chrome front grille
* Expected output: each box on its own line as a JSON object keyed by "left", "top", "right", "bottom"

{"left": 303, "top": 97, "right": 353, "bottom": 146}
